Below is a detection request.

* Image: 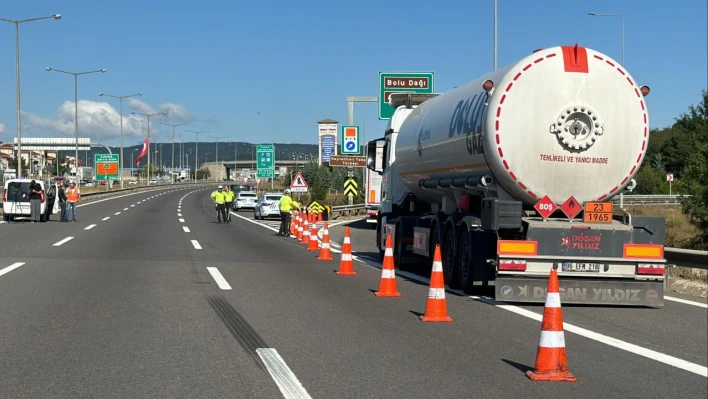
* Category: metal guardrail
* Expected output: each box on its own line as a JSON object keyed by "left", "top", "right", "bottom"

{"left": 614, "top": 194, "right": 689, "bottom": 206}
{"left": 329, "top": 204, "right": 367, "bottom": 218}
{"left": 79, "top": 182, "right": 212, "bottom": 202}
{"left": 665, "top": 247, "right": 708, "bottom": 270}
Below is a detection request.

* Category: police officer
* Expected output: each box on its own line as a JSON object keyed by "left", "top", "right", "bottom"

{"left": 278, "top": 189, "right": 298, "bottom": 236}
{"left": 211, "top": 185, "right": 228, "bottom": 223}
{"left": 223, "top": 186, "right": 235, "bottom": 222}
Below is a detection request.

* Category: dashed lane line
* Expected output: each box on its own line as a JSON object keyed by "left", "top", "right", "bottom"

{"left": 229, "top": 211, "right": 708, "bottom": 378}
{"left": 0, "top": 262, "right": 25, "bottom": 278}
{"left": 206, "top": 267, "right": 232, "bottom": 290}
{"left": 102, "top": 217, "right": 110, "bottom": 221}
{"left": 53, "top": 237, "right": 74, "bottom": 247}
{"left": 191, "top": 240, "right": 202, "bottom": 250}
{"left": 84, "top": 224, "right": 97, "bottom": 230}
{"left": 183, "top": 226, "right": 191, "bottom": 233}
{"left": 115, "top": 212, "right": 121, "bottom": 215}
{"left": 257, "top": 348, "right": 313, "bottom": 399}
{"left": 179, "top": 218, "right": 185, "bottom": 223}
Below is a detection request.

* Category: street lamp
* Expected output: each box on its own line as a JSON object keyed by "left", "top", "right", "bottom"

{"left": 588, "top": 12, "right": 625, "bottom": 66}
{"left": 0, "top": 13, "right": 61, "bottom": 179}
{"left": 131, "top": 111, "right": 166, "bottom": 185}
{"left": 99, "top": 92, "right": 143, "bottom": 188}
{"left": 46, "top": 66, "right": 106, "bottom": 188}
{"left": 159, "top": 121, "right": 189, "bottom": 175}
{"left": 185, "top": 130, "right": 209, "bottom": 181}
{"left": 209, "top": 136, "right": 226, "bottom": 182}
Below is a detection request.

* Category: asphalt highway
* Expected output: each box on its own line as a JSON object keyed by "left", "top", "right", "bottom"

{"left": 1, "top": 187, "right": 705, "bottom": 398}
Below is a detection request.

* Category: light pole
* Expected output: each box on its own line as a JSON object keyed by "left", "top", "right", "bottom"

{"left": 131, "top": 111, "right": 166, "bottom": 185}
{"left": 209, "top": 136, "right": 226, "bottom": 181}
{"left": 493, "top": 0, "right": 498, "bottom": 71}
{"left": 99, "top": 92, "right": 143, "bottom": 188}
{"left": 131, "top": 148, "right": 138, "bottom": 178}
{"left": 159, "top": 121, "right": 189, "bottom": 176}
{"left": 588, "top": 12, "right": 625, "bottom": 66}
{"left": 1, "top": 14, "right": 61, "bottom": 179}
{"left": 46, "top": 66, "right": 106, "bottom": 188}
{"left": 186, "top": 130, "right": 209, "bottom": 181}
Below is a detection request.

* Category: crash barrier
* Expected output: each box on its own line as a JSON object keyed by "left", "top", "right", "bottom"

{"left": 289, "top": 210, "right": 577, "bottom": 382}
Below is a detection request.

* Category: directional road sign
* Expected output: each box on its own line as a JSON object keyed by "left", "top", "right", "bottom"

{"left": 256, "top": 144, "right": 275, "bottom": 178}
{"left": 290, "top": 172, "right": 308, "bottom": 193}
{"left": 344, "top": 178, "right": 358, "bottom": 197}
{"left": 329, "top": 155, "right": 366, "bottom": 167}
{"left": 341, "top": 125, "right": 360, "bottom": 155}
{"left": 379, "top": 72, "right": 434, "bottom": 120}
{"left": 94, "top": 154, "right": 120, "bottom": 180}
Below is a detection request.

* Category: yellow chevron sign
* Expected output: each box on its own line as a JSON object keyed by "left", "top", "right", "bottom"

{"left": 307, "top": 201, "right": 325, "bottom": 212}
{"left": 344, "top": 178, "right": 358, "bottom": 197}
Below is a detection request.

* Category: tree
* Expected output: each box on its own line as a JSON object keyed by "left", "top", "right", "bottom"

{"left": 311, "top": 165, "right": 331, "bottom": 201}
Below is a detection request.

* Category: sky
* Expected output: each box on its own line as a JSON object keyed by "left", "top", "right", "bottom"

{"left": 0, "top": 0, "right": 705, "bottom": 148}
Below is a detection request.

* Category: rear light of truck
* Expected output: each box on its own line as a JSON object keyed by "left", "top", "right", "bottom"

{"left": 623, "top": 244, "right": 664, "bottom": 260}
{"left": 497, "top": 240, "right": 538, "bottom": 256}
{"left": 637, "top": 263, "right": 665, "bottom": 276}
{"left": 499, "top": 259, "right": 527, "bottom": 271}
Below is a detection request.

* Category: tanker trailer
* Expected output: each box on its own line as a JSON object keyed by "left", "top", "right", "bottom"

{"left": 365, "top": 44, "right": 666, "bottom": 307}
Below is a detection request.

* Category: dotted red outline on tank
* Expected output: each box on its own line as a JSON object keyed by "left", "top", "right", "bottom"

{"left": 494, "top": 52, "right": 647, "bottom": 201}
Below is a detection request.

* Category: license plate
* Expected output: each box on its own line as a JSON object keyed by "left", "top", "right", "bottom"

{"left": 562, "top": 262, "right": 601, "bottom": 272}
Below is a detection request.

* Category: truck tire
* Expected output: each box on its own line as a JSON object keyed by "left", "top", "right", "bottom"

{"left": 442, "top": 226, "right": 459, "bottom": 288}
{"left": 456, "top": 230, "right": 475, "bottom": 294}
{"left": 2, "top": 214, "right": 9, "bottom": 222}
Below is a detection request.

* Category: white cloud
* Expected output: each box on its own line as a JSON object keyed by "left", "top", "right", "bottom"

{"left": 0, "top": 123, "right": 6, "bottom": 134}
{"left": 21, "top": 99, "right": 195, "bottom": 142}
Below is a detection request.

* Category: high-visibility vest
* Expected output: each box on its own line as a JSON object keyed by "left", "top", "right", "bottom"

{"left": 212, "top": 191, "right": 227, "bottom": 204}
{"left": 67, "top": 188, "right": 80, "bottom": 203}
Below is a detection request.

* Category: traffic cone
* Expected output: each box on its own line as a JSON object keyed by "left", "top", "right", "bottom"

{"left": 375, "top": 235, "right": 401, "bottom": 297}
{"left": 336, "top": 226, "right": 356, "bottom": 275}
{"left": 526, "top": 267, "right": 577, "bottom": 382}
{"left": 307, "top": 225, "right": 319, "bottom": 251}
{"left": 318, "top": 212, "right": 323, "bottom": 223}
{"left": 290, "top": 213, "right": 298, "bottom": 236}
{"left": 301, "top": 217, "right": 311, "bottom": 245}
{"left": 296, "top": 214, "right": 303, "bottom": 240}
{"left": 318, "top": 223, "right": 334, "bottom": 261}
{"left": 419, "top": 245, "right": 453, "bottom": 322}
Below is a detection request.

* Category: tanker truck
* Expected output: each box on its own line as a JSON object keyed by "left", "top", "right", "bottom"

{"left": 366, "top": 44, "right": 666, "bottom": 307}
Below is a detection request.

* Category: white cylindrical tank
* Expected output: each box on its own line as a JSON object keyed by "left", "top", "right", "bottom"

{"left": 395, "top": 45, "right": 650, "bottom": 207}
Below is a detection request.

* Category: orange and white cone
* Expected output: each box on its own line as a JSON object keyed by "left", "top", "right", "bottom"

{"left": 296, "top": 214, "right": 304, "bottom": 240}
{"left": 375, "top": 235, "right": 401, "bottom": 297}
{"left": 301, "top": 217, "right": 311, "bottom": 245}
{"left": 318, "top": 212, "right": 323, "bottom": 223}
{"left": 336, "top": 227, "right": 356, "bottom": 275}
{"left": 317, "top": 223, "right": 334, "bottom": 261}
{"left": 307, "top": 225, "right": 319, "bottom": 251}
{"left": 290, "top": 213, "right": 298, "bottom": 236}
{"left": 420, "top": 244, "right": 452, "bottom": 322}
{"left": 526, "top": 267, "right": 577, "bottom": 382}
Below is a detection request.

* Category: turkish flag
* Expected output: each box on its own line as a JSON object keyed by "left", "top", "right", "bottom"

{"left": 135, "top": 136, "right": 149, "bottom": 167}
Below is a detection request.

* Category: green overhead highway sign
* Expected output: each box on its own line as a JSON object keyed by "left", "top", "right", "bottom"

{"left": 256, "top": 144, "right": 275, "bottom": 178}
{"left": 94, "top": 154, "right": 120, "bottom": 180}
{"left": 379, "top": 72, "right": 435, "bottom": 120}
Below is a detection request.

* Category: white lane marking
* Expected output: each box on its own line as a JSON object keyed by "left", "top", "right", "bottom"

{"left": 137, "top": 201, "right": 142, "bottom": 204}
{"left": 178, "top": 213, "right": 182, "bottom": 217}
{"left": 179, "top": 218, "right": 185, "bottom": 223}
{"left": 664, "top": 296, "right": 708, "bottom": 309}
{"left": 0, "top": 262, "right": 25, "bottom": 278}
{"left": 191, "top": 240, "right": 202, "bottom": 250}
{"left": 102, "top": 217, "right": 111, "bottom": 221}
{"left": 84, "top": 224, "right": 97, "bottom": 230}
{"left": 257, "top": 348, "right": 312, "bottom": 399}
{"left": 123, "top": 207, "right": 129, "bottom": 211}
{"left": 206, "top": 267, "right": 232, "bottom": 290}
{"left": 115, "top": 212, "right": 121, "bottom": 215}
{"left": 183, "top": 226, "right": 190, "bottom": 233}
{"left": 53, "top": 237, "right": 74, "bottom": 247}
{"left": 231, "top": 211, "right": 708, "bottom": 378}
{"left": 131, "top": 205, "right": 135, "bottom": 207}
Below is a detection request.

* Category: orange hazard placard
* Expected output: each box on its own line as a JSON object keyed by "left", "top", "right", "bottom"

{"left": 583, "top": 201, "right": 613, "bottom": 224}
{"left": 96, "top": 163, "right": 118, "bottom": 176}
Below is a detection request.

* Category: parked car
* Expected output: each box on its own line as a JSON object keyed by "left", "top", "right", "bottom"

{"left": 2, "top": 179, "right": 59, "bottom": 222}
{"left": 234, "top": 191, "right": 258, "bottom": 211}
{"left": 128, "top": 180, "right": 138, "bottom": 185}
{"left": 254, "top": 193, "right": 282, "bottom": 220}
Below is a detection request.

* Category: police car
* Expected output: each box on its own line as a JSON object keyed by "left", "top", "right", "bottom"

{"left": 253, "top": 193, "right": 283, "bottom": 220}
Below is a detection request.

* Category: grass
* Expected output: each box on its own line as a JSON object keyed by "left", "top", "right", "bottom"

{"left": 616, "top": 205, "right": 703, "bottom": 249}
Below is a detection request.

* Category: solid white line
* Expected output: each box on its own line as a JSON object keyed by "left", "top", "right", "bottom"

{"left": 664, "top": 296, "right": 708, "bottom": 309}
{"left": 0, "top": 262, "right": 25, "bottom": 278}
{"left": 183, "top": 226, "right": 190, "bottom": 233}
{"left": 114, "top": 212, "right": 121, "bottom": 215}
{"left": 257, "top": 348, "right": 312, "bottom": 399}
{"left": 102, "top": 217, "right": 110, "bottom": 221}
{"left": 179, "top": 218, "right": 185, "bottom": 223}
{"left": 191, "top": 240, "right": 202, "bottom": 250}
{"left": 84, "top": 224, "right": 97, "bottom": 230}
{"left": 230, "top": 211, "right": 708, "bottom": 378}
{"left": 206, "top": 267, "right": 232, "bottom": 290}
{"left": 53, "top": 237, "right": 74, "bottom": 247}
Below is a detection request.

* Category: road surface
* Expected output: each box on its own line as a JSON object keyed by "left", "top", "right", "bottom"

{"left": 1, "top": 187, "right": 705, "bottom": 398}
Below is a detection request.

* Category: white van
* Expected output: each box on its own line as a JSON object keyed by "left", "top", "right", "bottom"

{"left": 2, "top": 179, "right": 60, "bottom": 222}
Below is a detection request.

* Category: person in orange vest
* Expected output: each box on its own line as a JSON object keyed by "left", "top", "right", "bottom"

{"left": 66, "top": 181, "right": 81, "bottom": 222}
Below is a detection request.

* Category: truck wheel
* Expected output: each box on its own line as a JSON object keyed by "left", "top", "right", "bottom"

{"left": 2, "top": 214, "right": 9, "bottom": 222}
{"left": 376, "top": 223, "right": 384, "bottom": 261}
{"left": 442, "top": 227, "right": 459, "bottom": 288}
{"left": 457, "top": 231, "right": 476, "bottom": 294}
